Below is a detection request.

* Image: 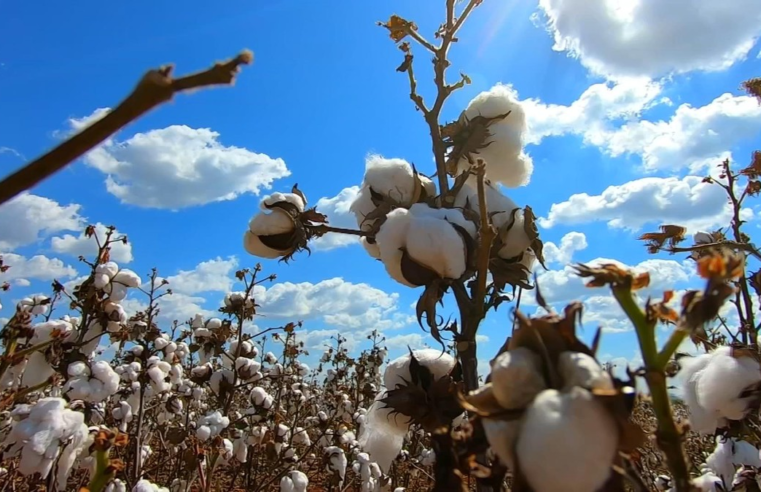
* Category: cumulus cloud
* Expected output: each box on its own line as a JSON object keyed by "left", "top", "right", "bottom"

{"left": 544, "top": 232, "right": 588, "bottom": 266}
{"left": 601, "top": 93, "right": 761, "bottom": 173}
{"left": 0, "top": 193, "right": 83, "bottom": 251}
{"left": 539, "top": 175, "right": 754, "bottom": 232}
{"left": 536, "top": 0, "right": 761, "bottom": 79}
{"left": 529, "top": 257, "right": 692, "bottom": 306}
{"left": 165, "top": 257, "right": 239, "bottom": 295}
{"left": 253, "top": 277, "right": 413, "bottom": 334}
{"left": 523, "top": 79, "right": 663, "bottom": 145}
{"left": 66, "top": 109, "right": 290, "bottom": 209}
{"left": 0, "top": 253, "right": 77, "bottom": 283}
{"left": 311, "top": 186, "right": 361, "bottom": 251}
{"left": 51, "top": 223, "right": 133, "bottom": 263}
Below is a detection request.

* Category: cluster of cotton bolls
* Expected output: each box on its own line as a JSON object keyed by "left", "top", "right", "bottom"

{"left": 240, "top": 87, "right": 537, "bottom": 290}
{"left": 64, "top": 360, "right": 121, "bottom": 403}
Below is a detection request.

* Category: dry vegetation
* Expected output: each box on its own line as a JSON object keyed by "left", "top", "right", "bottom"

{"left": 1, "top": 1, "right": 761, "bottom": 492}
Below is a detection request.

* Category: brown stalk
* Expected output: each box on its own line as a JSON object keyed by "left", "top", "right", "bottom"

{"left": 0, "top": 50, "right": 253, "bottom": 207}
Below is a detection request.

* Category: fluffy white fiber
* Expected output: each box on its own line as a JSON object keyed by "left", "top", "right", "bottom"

{"left": 457, "top": 84, "right": 533, "bottom": 188}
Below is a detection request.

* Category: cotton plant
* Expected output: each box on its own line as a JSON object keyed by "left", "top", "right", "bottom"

{"left": 64, "top": 360, "right": 121, "bottom": 403}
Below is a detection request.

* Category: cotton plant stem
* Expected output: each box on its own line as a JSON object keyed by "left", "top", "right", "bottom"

{"left": 87, "top": 449, "right": 114, "bottom": 492}
{"left": 0, "top": 50, "right": 253, "bottom": 207}
{"left": 611, "top": 285, "right": 691, "bottom": 492}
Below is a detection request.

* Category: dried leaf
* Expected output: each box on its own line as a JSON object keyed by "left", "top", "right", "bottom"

{"left": 378, "top": 14, "right": 418, "bottom": 43}
{"left": 522, "top": 206, "right": 547, "bottom": 270}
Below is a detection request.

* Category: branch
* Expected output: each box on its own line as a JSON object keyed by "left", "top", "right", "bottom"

{"left": 471, "top": 163, "right": 496, "bottom": 328}
{"left": 611, "top": 285, "right": 691, "bottom": 492}
{"left": 0, "top": 50, "right": 254, "bottom": 207}
{"left": 667, "top": 240, "right": 761, "bottom": 261}
{"left": 309, "top": 224, "right": 371, "bottom": 237}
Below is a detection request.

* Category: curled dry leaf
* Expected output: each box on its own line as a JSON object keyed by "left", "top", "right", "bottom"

{"left": 442, "top": 111, "right": 511, "bottom": 175}
{"left": 377, "top": 14, "right": 418, "bottom": 43}
{"left": 574, "top": 263, "right": 650, "bottom": 290}
{"left": 638, "top": 224, "right": 687, "bottom": 254}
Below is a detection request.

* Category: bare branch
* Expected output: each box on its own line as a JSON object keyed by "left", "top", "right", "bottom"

{"left": 0, "top": 50, "right": 254, "bottom": 207}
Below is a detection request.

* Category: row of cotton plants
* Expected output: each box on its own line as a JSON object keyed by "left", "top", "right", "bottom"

{"left": 0, "top": 231, "right": 447, "bottom": 491}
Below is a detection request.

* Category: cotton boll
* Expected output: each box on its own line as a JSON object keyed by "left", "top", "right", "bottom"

{"left": 489, "top": 347, "right": 546, "bottom": 409}
{"left": 105, "top": 479, "right": 127, "bottom": 492}
{"left": 280, "top": 470, "right": 309, "bottom": 492}
{"left": 18, "top": 295, "right": 50, "bottom": 316}
{"left": 516, "top": 388, "right": 618, "bottom": 492}
{"left": 558, "top": 351, "right": 614, "bottom": 392}
{"left": 262, "top": 192, "right": 306, "bottom": 212}
{"left": 20, "top": 352, "right": 55, "bottom": 388}
{"left": 696, "top": 347, "right": 761, "bottom": 420}
{"left": 458, "top": 84, "right": 533, "bottom": 188}
{"left": 482, "top": 418, "right": 521, "bottom": 469}
{"left": 454, "top": 176, "right": 531, "bottom": 260}
{"left": 360, "top": 349, "right": 457, "bottom": 472}
{"left": 681, "top": 347, "right": 761, "bottom": 434}
{"left": 133, "top": 479, "right": 170, "bottom": 492}
{"left": 244, "top": 197, "right": 301, "bottom": 259}
{"left": 375, "top": 204, "right": 475, "bottom": 287}
{"left": 95, "top": 262, "right": 119, "bottom": 279}
{"left": 112, "top": 269, "right": 141, "bottom": 288}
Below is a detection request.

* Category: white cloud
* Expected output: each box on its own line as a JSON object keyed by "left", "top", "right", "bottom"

{"left": 384, "top": 333, "right": 428, "bottom": 350}
{"left": 51, "top": 223, "right": 133, "bottom": 263}
{"left": 529, "top": 257, "right": 692, "bottom": 306}
{"left": 523, "top": 79, "right": 663, "bottom": 145}
{"left": 536, "top": 0, "right": 761, "bottom": 79}
{"left": 540, "top": 175, "right": 753, "bottom": 232}
{"left": 67, "top": 110, "right": 290, "bottom": 209}
{"left": 254, "top": 277, "right": 409, "bottom": 332}
{"left": 311, "top": 186, "right": 361, "bottom": 251}
{"left": 601, "top": 93, "right": 761, "bottom": 173}
{"left": 0, "top": 253, "right": 77, "bottom": 283}
{"left": 0, "top": 193, "right": 83, "bottom": 251}
{"left": 165, "top": 257, "right": 238, "bottom": 295}
{"left": 544, "top": 232, "right": 588, "bottom": 266}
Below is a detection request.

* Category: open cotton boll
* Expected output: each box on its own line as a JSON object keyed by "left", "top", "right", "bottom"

{"left": 17, "top": 295, "right": 50, "bottom": 316}
{"left": 1, "top": 397, "right": 89, "bottom": 486}
{"left": 361, "top": 155, "right": 435, "bottom": 204}
{"left": 458, "top": 84, "right": 533, "bottom": 188}
{"left": 280, "top": 470, "right": 309, "bottom": 492}
{"left": 133, "top": 479, "right": 170, "bottom": 492}
{"left": 375, "top": 204, "right": 475, "bottom": 287}
{"left": 489, "top": 347, "right": 546, "bottom": 409}
{"left": 679, "top": 354, "right": 718, "bottom": 433}
{"left": 516, "top": 388, "right": 618, "bottom": 492}
{"left": 359, "top": 349, "right": 456, "bottom": 473}
{"left": 558, "top": 352, "right": 614, "bottom": 392}
{"left": 244, "top": 211, "right": 295, "bottom": 259}
{"left": 696, "top": 347, "right": 761, "bottom": 420}
{"left": 482, "top": 418, "right": 522, "bottom": 469}
{"left": 454, "top": 176, "right": 530, "bottom": 260}
{"left": 261, "top": 192, "right": 305, "bottom": 212}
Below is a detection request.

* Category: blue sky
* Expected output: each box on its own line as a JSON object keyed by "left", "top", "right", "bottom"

{"left": 1, "top": 0, "right": 761, "bottom": 375}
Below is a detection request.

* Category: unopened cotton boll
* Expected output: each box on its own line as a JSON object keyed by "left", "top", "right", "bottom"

{"left": 516, "top": 388, "right": 618, "bottom": 492}
{"left": 457, "top": 84, "right": 532, "bottom": 188}
{"left": 375, "top": 203, "right": 476, "bottom": 287}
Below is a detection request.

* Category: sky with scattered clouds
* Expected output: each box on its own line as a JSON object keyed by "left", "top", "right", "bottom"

{"left": 1, "top": 0, "right": 761, "bottom": 376}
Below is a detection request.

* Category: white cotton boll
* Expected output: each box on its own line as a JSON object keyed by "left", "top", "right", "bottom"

{"left": 489, "top": 347, "right": 546, "bottom": 409}
{"left": 132, "top": 479, "right": 170, "bottom": 492}
{"left": 679, "top": 354, "right": 718, "bottom": 433}
{"left": 687, "top": 472, "right": 725, "bottom": 492}
{"left": 325, "top": 446, "right": 348, "bottom": 480}
{"left": 105, "top": 479, "right": 127, "bottom": 492}
{"left": 458, "top": 84, "right": 533, "bottom": 188}
{"left": 558, "top": 351, "right": 614, "bottom": 392}
{"left": 68, "top": 362, "right": 90, "bottom": 378}
{"left": 154, "top": 337, "right": 169, "bottom": 350}
{"left": 454, "top": 176, "right": 531, "bottom": 260}
{"left": 18, "top": 295, "right": 50, "bottom": 316}
{"left": 482, "top": 418, "right": 522, "bottom": 469}
{"left": 731, "top": 439, "right": 761, "bottom": 468}
{"left": 280, "top": 470, "right": 309, "bottom": 492}
{"left": 705, "top": 438, "right": 735, "bottom": 489}
{"left": 245, "top": 200, "right": 300, "bottom": 259}
{"left": 516, "top": 388, "right": 618, "bottom": 492}
{"left": 94, "top": 273, "right": 111, "bottom": 290}
{"left": 112, "top": 269, "right": 141, "bottom": 288}
{"left": 361, "top": 155, "right": 430, "bottom": 204}
{"left": 360, "top": 349, "right": 457, "bottom": 472}
{"left": 234, "top": 436, "right": 248, "bottom": 463}
{"left": 262, "top": 192, "right": 305, "bottom": 212}
{"left": 108, "top": 283, "right": 129, "bottom": 302}
{"left": 696, "top": 347, "right": 761, "bottom": 421}
{"left": 210, "top": 370, "right": 234, "bottom": 395}
{"left": 96, "top": 262, "right": 119, "bottom": 279}
{"left": 196, "top": 425, "right": 211, "bottom": 441}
